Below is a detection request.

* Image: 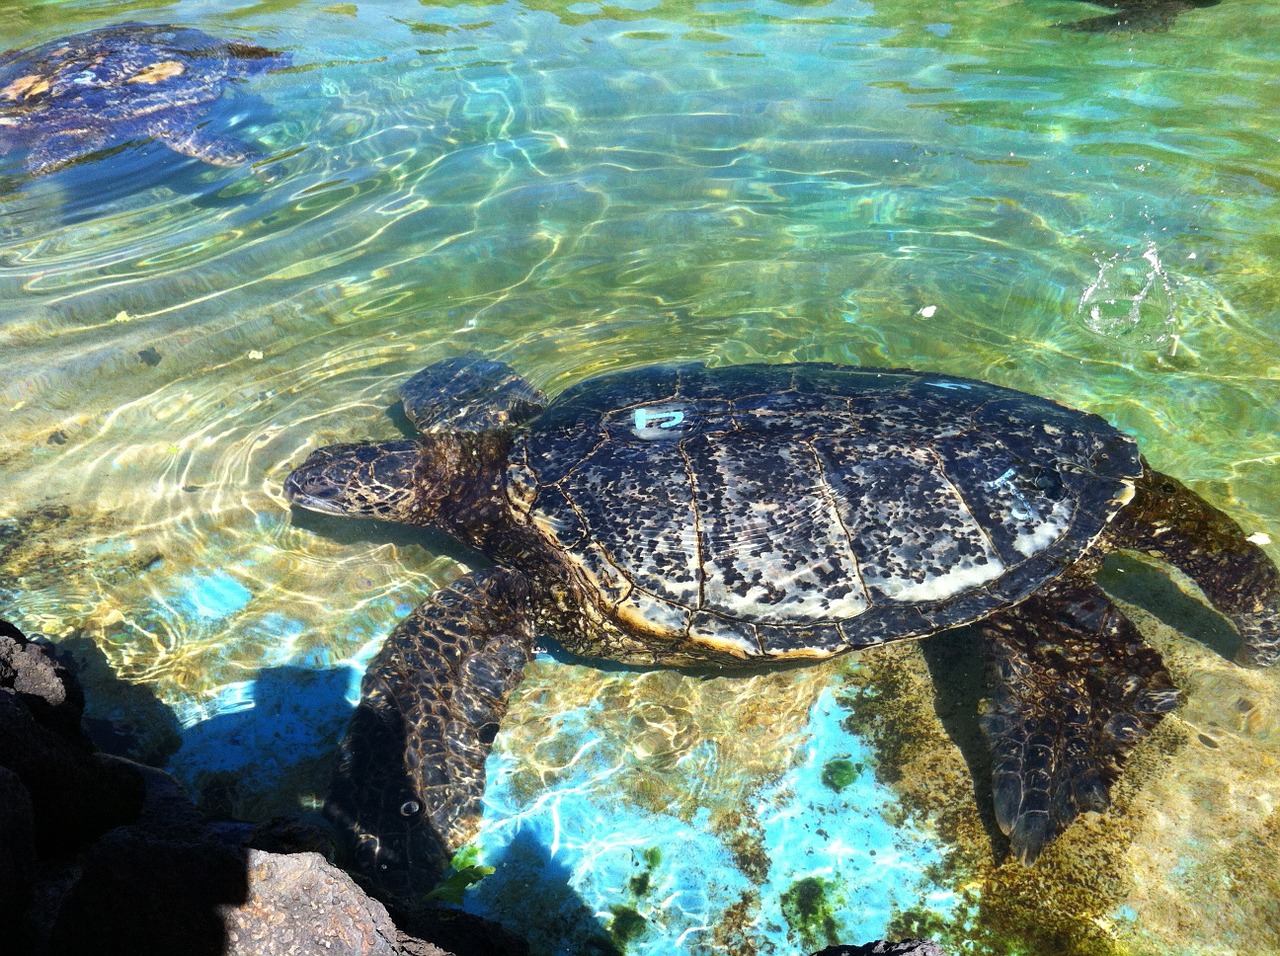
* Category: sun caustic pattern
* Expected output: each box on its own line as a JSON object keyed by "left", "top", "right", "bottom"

{"left": 2, "top": 1, "right": 1279, "bottom": 953}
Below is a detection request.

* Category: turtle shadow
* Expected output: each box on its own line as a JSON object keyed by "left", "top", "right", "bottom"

{"left": 1097, "top": 551, "right": 1242, "bottom": 663}
{"left": 459, "top": 827, "right": 623, "bottom": 956}
{"left": 917, "top": 626, "right": 1010, "bottom": 862}
{"left": 165, "top": 664, "right": 354, "bottom": 820}
{"left": 44, "top": 632, "right": 184, "bottom": 767}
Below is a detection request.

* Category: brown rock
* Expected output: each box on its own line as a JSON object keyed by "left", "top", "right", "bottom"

{"left": 222, "top": 850, "right": 400, "bottom": 956}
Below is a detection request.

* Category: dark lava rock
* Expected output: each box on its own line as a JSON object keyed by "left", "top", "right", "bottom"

{"left": 396, "top": 906, "right": 530, "bottom": 956}
{"left": 0, "top": 617, "right": 512, "bottom": 956}
{"left": 0, "top": 623, "right": 144, "bottom": 855}
{"left": 1, "top": 617, "right": 87, "bottom": 738}
{"left": 47, "top": 827, "right": 250, "bottom": 956}
{"left": 0, "top": 764, "right": 36, "bottom": 911}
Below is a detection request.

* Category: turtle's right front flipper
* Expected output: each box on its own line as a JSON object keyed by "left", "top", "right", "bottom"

{"left": 325, "top": 568, "right": 536, "bottom": 903}
{"left": 979, "top": 577, "right": 1180, "bottom": 864}
{"left": 1111, "top": 465, "right": 1280, "bottom": 668}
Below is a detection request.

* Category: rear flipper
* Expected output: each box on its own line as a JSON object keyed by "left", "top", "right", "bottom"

{"left": 980, "top": 578, "right": 1180, "bottom": 864}
{"left": 1113, "top": 464, "right": 1280, "bottom": 668}
{"left": 325, "top": 568, "right": 536, "bottom": 903}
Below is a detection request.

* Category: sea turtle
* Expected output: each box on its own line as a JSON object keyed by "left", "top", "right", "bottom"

{"left": 284, "top": 356, "right": 1280, "bottom": 901}
{"left": 1056, "top": 0, "right": 1221, "bottom": 31}
{"left": 0, "top": 23, "right": 287, "bottom": 176}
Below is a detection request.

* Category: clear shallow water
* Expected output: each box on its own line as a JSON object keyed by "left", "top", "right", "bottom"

{"left": 1, "top": 0, "right": 1279, "bottom": 952}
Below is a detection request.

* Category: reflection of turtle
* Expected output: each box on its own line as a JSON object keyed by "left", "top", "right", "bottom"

{"left": 0, "top": 23, "right": 287, "bottom": 175}
{"left": 1058, "top": 0, "right": 1221, "bottom": 32}
{"left": 285, "top": 356, "right": 1280, "bottom": 900}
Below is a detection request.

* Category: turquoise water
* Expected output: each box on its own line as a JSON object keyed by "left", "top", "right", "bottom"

{"left": 2, "top": 0, "right": 1279, "bottom": 952}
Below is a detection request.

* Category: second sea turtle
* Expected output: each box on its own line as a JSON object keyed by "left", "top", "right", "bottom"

{"left": 0, "top": 22, "right": 287, "bottom": 176}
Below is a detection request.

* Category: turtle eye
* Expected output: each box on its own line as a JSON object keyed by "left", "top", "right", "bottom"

{"left": 1032, "top": 468, "right": 1064, "bottom": 497}
{"left": 399, "top": 799, "right": 422, "bottom": 818}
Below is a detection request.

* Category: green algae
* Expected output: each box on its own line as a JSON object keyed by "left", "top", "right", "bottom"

{"left": 627, "top": 846, "right": 661, "bottom": 897}
{"left": 820, "top": 756, "right": 862, "bottom": 793}
{"left": 609, "top": 905, "right": 646, "bottom": 946}
{"left": 780, "top": 876, "right": 843, "bottom": 952}
{"left": 425, "top": 846, "right": 496, "bottom": 905}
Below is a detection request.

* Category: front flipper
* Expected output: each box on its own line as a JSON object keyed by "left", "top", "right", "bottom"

{"left": 24, "top": 129, "right": 114, "bottom": 176}
{"left": 325, "top": 568, "right": 536, "bottom": 903}
{"left": 150, "top": 111, "right": 259, "bottom": 167}
{"left": 1111, "top": 464, "right": 1280, "bottom": 668}
{"left": 399, "top": 354, "right": 547, "bottom": 433}
{"left": 979, "top": 578, "right": 1179, "bottom": 864}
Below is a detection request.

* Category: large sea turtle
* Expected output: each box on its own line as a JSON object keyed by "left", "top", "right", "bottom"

{"left": 284, "top": 356, "right": 1280, "bottom": 901}
{"left": 0, "top": 23, "right": 287, "bottom": 176}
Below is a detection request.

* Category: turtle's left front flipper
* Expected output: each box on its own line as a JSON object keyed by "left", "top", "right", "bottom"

{"left": 150, "top": 109, "right": 261, "bottom": 167}
{"left": 980, "top": 578, "right": 1180, "bottom": 864}
{"left": 325, "top": 568, "right": 536, "bottom": 903}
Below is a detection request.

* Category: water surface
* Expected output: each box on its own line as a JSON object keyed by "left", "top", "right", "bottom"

{"left": 1, "top": 1, "right": 1278, "bottom": 953}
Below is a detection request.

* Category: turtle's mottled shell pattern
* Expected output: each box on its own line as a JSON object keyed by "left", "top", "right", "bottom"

{"left": 507, "top": 363, "right": 1141, "bottom": 660}
{"left": 0, "top": 23, "right": 283, "bottom": 170}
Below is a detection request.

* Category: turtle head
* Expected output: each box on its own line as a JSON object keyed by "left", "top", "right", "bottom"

{"left": 285, "top": 432, "right": 512, "bottom": 538}
{"left": 285, "top": 439, "right": 425, "bottom": 523}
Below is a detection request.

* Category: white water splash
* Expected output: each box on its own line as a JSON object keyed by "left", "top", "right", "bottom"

{"left": 1077, "top": 240, "right": 1178, "bottom": 349}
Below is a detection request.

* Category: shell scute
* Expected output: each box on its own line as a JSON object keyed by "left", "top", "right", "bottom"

{"left": 755, "top": 620, "right": 847, "bottom": 659}
{"left": 616, "top": 586, "right": 694, "bottom": 640}
{"left": 567, "top": 542, "right": 632, "bottom": 608}
{"left": 685, "top": 610, "right": 762, "bottom": 658}
{"left": 555, "top": 439, "right": 701, "bottom": 609}
{"left": 524, "top": 484, "right": 587, "bottom": 551}
{"left": 815, "top": 437, "right": 1006, "bottom": 604}
{"left": 689, "top": 432, "right": 871, "bottom": 624}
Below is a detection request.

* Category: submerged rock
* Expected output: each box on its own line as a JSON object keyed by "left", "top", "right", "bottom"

{"left": 812, "top": 942, "right": 948, "bottom": 956}
{"left": 223, "top": 850, "right": 400, "bottom": 956}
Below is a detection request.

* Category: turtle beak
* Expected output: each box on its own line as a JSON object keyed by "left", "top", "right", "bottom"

{"left": 284, "top": 480, "right": 350, "bottom": 516}
{"left": 283, "top": 440, "right": 422, "bottom": 522}
{"left": 284, "top": 447, "right": 360, "bottom": 516}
